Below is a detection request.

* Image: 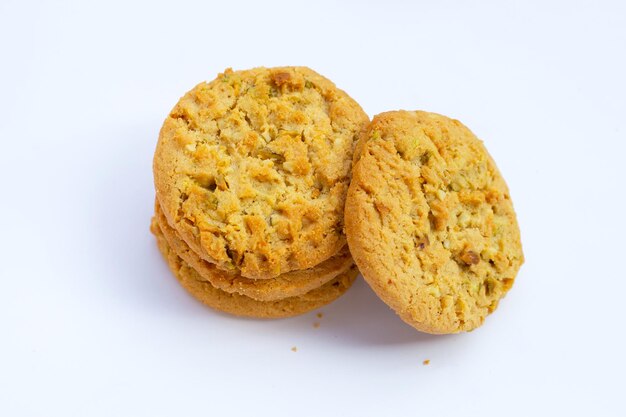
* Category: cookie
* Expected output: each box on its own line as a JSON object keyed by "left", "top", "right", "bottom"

{"left": 345, "top": 111, "right": 524, "bottom": 333}
{"left": 152, "top": 218, "right": 359, "bottom": 318}
{"left": 154, "top": 66, "right": 369, "bottom": 279}
{"left": 153, "top": 202, "right": 354, "bottom": 301}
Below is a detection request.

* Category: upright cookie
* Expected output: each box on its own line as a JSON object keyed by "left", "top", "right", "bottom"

{"left": 153, "top": 203, "right": 354, "bottom": 301}
{"left": 152, "top": 219, "right": 358, "bottom": 319}
{"left": 154, "top": 67, "right": 369, "bottom": 279}
{"left": 345, "top": 111, "right": 524, "bottom": 333}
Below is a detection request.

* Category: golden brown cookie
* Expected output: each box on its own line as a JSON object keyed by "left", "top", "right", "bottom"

{"left": 345, "top": 111, "right": 524, "bottom": 334}
{"left": 153, "top": 202, "right": 354, "bottom": 301}
{"left": 152, "top": 218, "right": 359, "bottom": 318}
{"left": 154, "top": 66, "right": 369, "bottom": 279}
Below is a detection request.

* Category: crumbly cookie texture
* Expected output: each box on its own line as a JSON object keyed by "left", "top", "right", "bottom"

{"left": 154, "top": 67, "right": 369, "bottom": 279}
{"left": 345, "top": 110, "right": 524, "bottom": 334}
{"left": 152, "top": 204, "right": 354, "bottom": 301}
{"left": 153, "top": 220, "right": 359, "bottom": 319}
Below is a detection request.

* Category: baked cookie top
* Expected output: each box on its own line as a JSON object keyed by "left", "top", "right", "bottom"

{"left": 154, "top": 67, "right": 369, "bottom": 279}
{"left": 153, "top": 222, "right": 359, "bottom": 319}
{"left": 345, "top": 111, "right": 524, "bottom": 333}
{"left": 152, "top": 203, "right": 353, "bottom": 302}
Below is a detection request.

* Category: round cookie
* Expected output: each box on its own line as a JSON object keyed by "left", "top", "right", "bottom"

{"left": 154, "top": 66, "right": 369, "bottom": 279}
{"left": 153, "top": 203, "right": 354, "bottom": 301}
{"left": 345, "top": 110, "right": 524, "bottom": 334}
{"left": 152, "top": 219, "right": 359, "bottom": 319}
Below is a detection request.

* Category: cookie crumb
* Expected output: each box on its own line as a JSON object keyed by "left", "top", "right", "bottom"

{"left": 313, "top": 322, "right": 320, "bottom": 328}
{"left": 291, "top": 346, "right": 297, "bottom": 352}
{"left": 422, "top": 359, "right": 430, "bottom": 365}
{"left": 316, "top": 312, "right": 323, "bottom": 319}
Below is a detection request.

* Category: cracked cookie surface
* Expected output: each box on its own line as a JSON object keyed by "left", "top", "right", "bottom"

{"left": 345, "top": 111, "right": 524, "bottom": 333}
{"left": 153, "top": 203, "right": 354, "bottom": 301}
{"left": 152, "top": 219, "right": 359, "bottom": 318}
{"left": 154, "top": 67, "right": 369, "bottom": 279}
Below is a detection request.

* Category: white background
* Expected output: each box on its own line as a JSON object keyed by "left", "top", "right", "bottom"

{"left": 1, "top": 1, "right": 625, "bottom": 416}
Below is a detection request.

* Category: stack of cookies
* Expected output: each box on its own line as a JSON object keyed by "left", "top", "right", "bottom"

{"left": 151, "top": 67, "right": 369, "bottom": 318}
{"left": 151, "top": 66, "right": 524, "bottom": 333}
